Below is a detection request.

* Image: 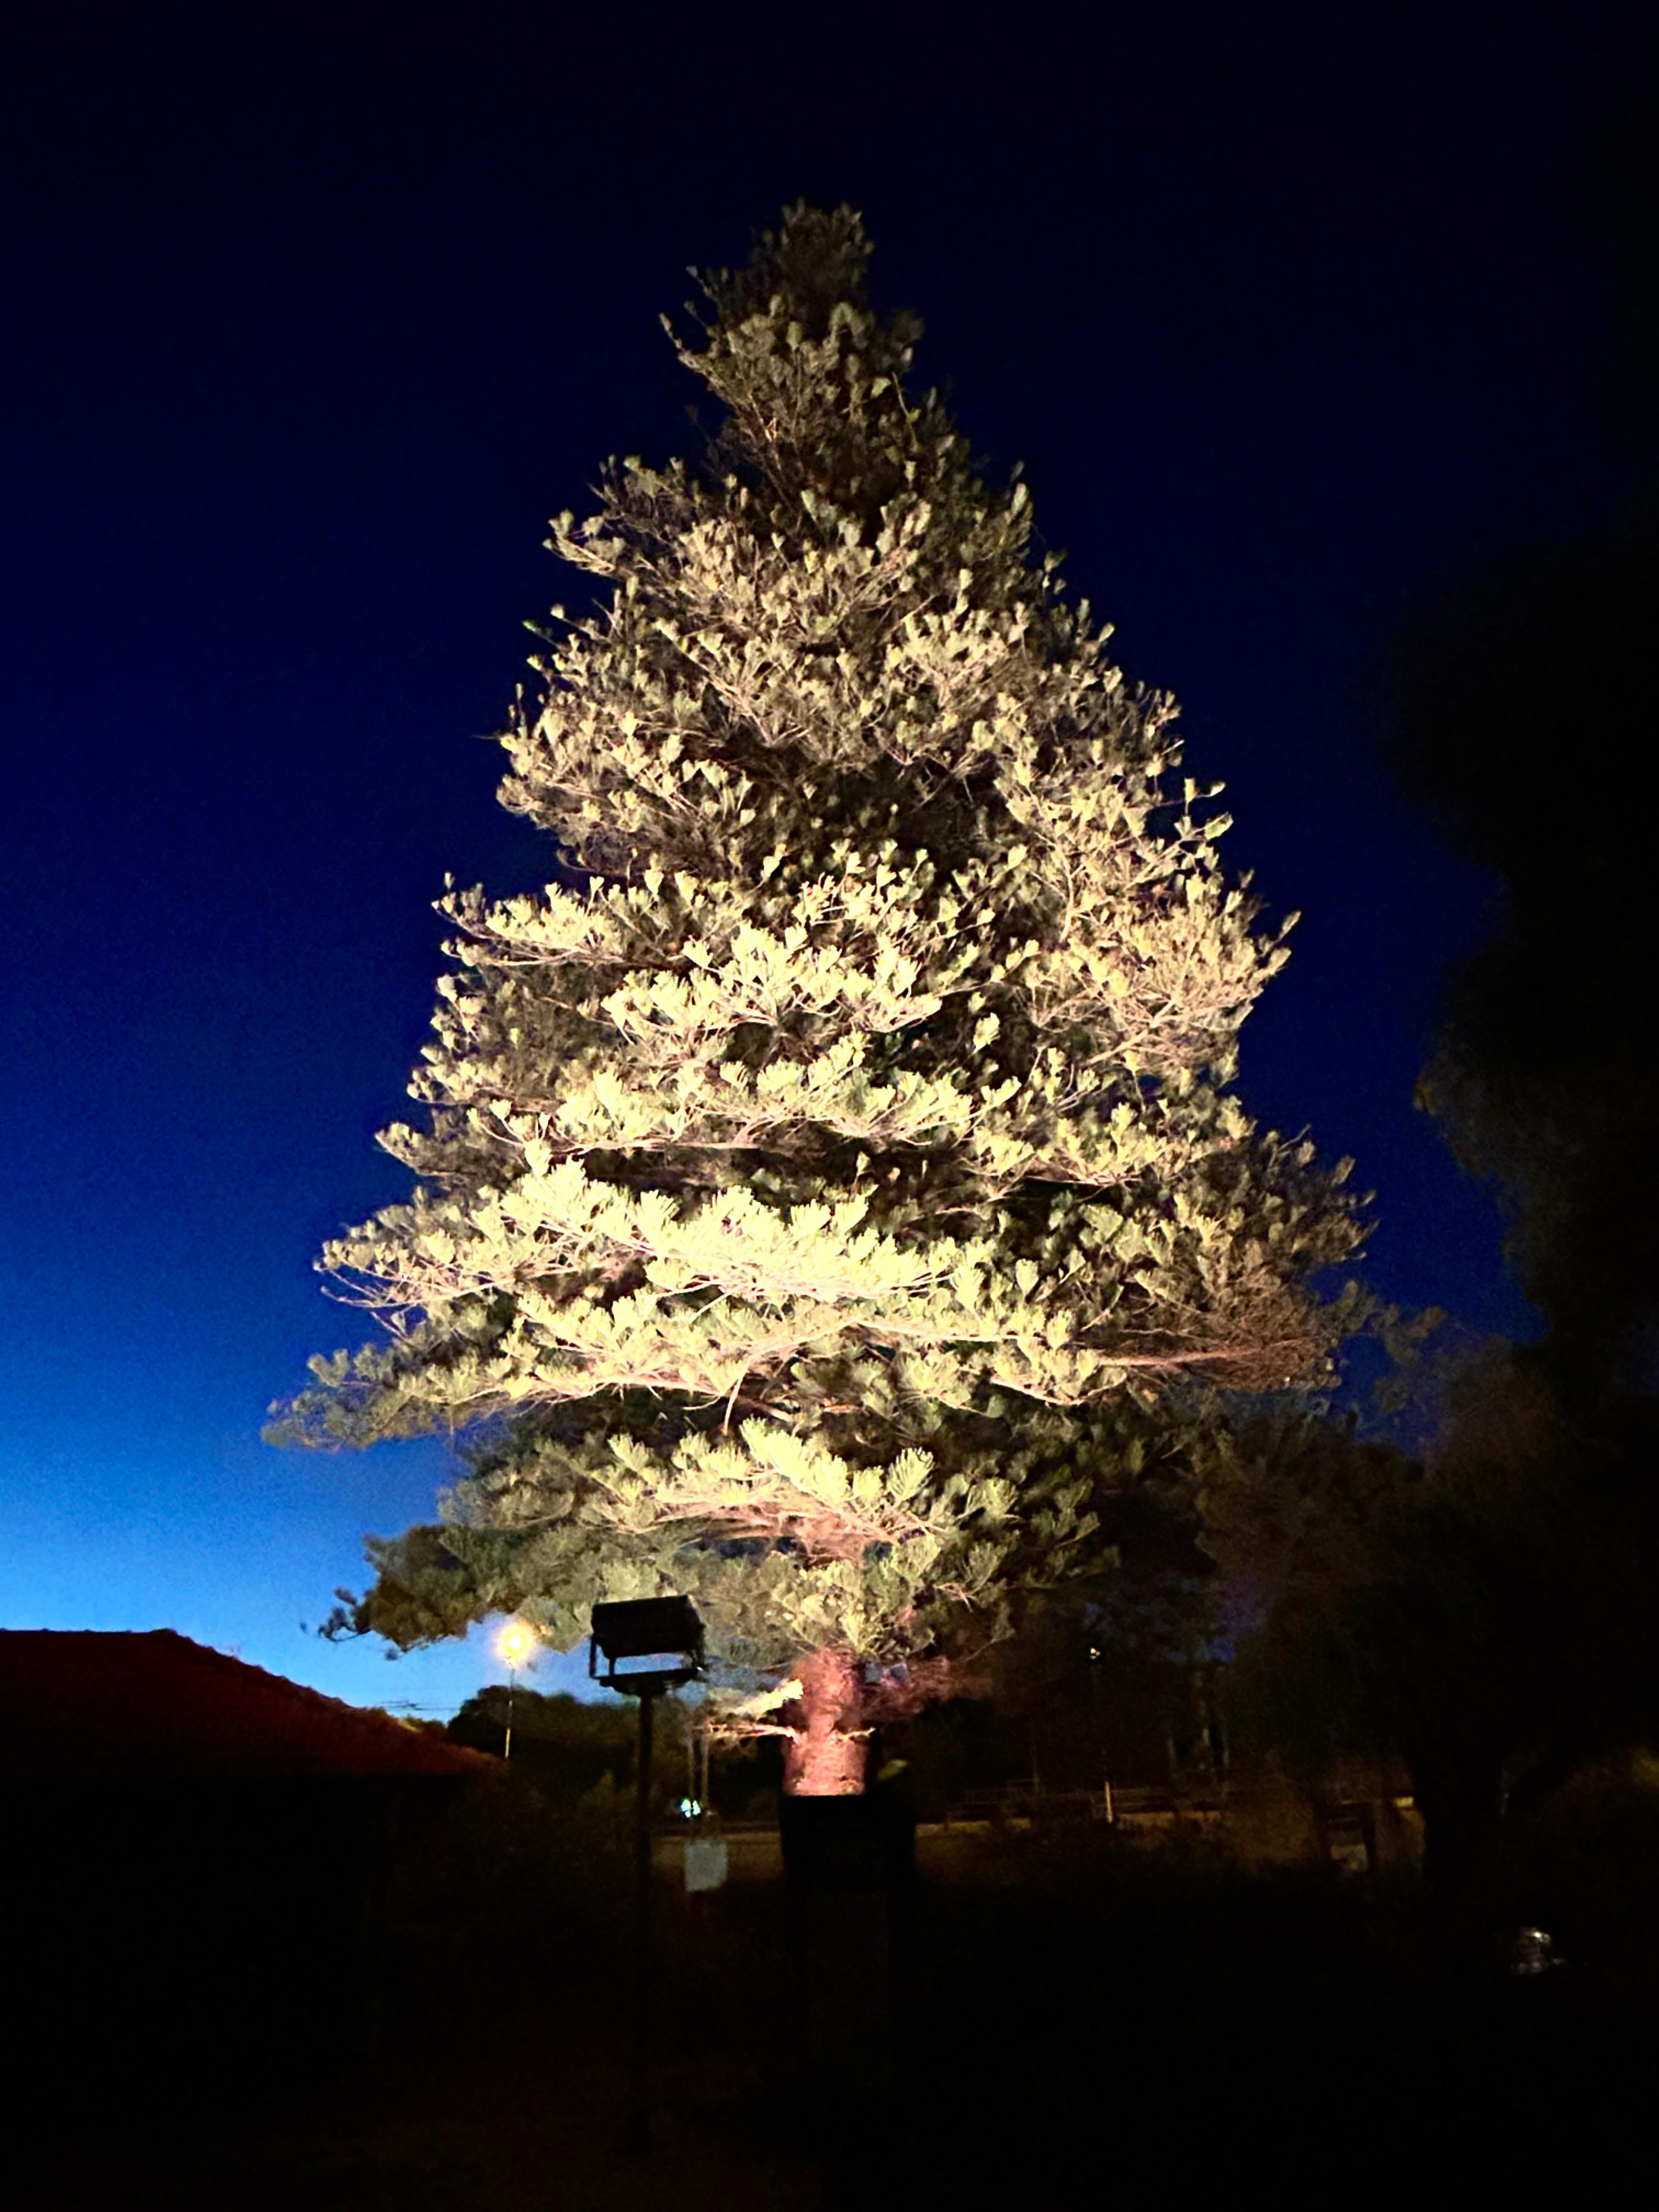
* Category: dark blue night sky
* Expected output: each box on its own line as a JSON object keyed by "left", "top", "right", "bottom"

{"left": 3, "top": 7, "right": 1646, "bottom": 1713}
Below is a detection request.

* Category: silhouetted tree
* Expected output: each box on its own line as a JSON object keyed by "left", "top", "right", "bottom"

{"left": 1211, "top": 1348, "right": 1659, "bottom": 1921}
{"left": 1279, "top": 104, "right": 1659, "bottom": 1924}
{"left": 447, "top": 1686, "right": 638, "bottom": 1803}
{"left": 1386, "top": 103, "right": 1659, "bottom": 1407}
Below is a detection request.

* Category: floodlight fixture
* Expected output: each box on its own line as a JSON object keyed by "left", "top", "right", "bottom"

{"left": 588, "top": 1595, "right": 704, "bottom": 1696}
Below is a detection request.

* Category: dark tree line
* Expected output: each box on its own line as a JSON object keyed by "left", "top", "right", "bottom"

{"left": 1212, "top": 99, "right": 1659, "bottom": 1925}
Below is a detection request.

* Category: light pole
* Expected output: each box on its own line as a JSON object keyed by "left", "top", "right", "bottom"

{"left": 588, "top": 1596, "right": 704, "bottom": 2153}
{"left": 495, "top": 1618, "right": 537, "bottom": 1760}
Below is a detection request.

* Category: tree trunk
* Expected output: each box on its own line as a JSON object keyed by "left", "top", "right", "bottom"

{"left": 1408, "top": 1742, "right": 1507, "bottom": 1976}
{"left": 782, "top": 1649, "right": 866, "bottom": 1796}
{"left": 776, "top": 1650, "right": 886, "bottom": 2114}
{"left": 1413, "top": 1748, "right": 1504, "bottom": 1900}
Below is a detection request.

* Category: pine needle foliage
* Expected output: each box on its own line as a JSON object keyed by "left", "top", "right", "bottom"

{"left": 272, "top": 205, "right": 1365, "bottom": 1686}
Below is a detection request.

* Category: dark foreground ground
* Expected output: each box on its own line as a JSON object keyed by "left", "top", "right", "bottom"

{"left": 9, "top": 1821, "right": 1658, "bottom": 2209}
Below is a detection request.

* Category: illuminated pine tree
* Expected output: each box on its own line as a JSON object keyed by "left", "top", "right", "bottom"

{"left": 272, "top": 206, "right": 1364, "bottom": 1792}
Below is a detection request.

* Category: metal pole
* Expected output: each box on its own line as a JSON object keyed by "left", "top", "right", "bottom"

{"left": 629, "top": 1686, "right": 657, "bottom": 2150}
{"left": 504, "top": 1667, "right": 516, "bottom": 1761}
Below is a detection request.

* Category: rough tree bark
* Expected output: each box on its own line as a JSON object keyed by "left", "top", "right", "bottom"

{"left": 782, "top": 1649, "right": 867, "bottom": 1796}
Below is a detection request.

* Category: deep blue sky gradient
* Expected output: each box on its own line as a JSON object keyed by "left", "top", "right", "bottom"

{"left": 3, "top": 5, "right": 1649, "bottom": 1713}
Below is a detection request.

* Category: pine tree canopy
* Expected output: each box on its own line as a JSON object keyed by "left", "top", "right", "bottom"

{"left": 272, "top": 204, "right": 1365, "bottom": 1692}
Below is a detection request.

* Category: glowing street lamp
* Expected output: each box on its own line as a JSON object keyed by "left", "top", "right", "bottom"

{"left": 495, "top": 1618, "right": 538, "bottom": 1759}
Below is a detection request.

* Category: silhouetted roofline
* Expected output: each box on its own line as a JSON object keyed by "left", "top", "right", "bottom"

{"left": 0, "top": 1628, "right": 495, "bottom": 1779}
